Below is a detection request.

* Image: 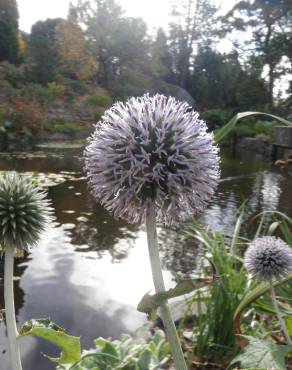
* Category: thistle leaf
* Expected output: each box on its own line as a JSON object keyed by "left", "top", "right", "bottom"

{"left": 20, "top": 318, "right": 81, "bottom": 365}
{"left": 230, "top": 336, "right": 292, "bottom": 370}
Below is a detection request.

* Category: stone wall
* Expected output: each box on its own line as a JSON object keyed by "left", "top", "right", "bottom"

{"left": 236, "top": 137, "right": 272, "bottom": 161}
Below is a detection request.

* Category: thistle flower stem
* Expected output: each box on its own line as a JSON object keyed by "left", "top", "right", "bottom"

{"left": 270, "top": 281, "right": 292, "bottom": 345}
{"left": 146, "top": 202, "right": 188, "bottom": 370}
{"left": 4, "top": 246, "right": 23, "bottom": 370}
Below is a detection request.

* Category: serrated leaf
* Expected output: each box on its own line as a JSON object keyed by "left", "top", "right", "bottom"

{"left": 20, "top": 318, "right": 81, "bottom": 365}
{"left": 230, "top": 336, "right": 292, "bottom": 370}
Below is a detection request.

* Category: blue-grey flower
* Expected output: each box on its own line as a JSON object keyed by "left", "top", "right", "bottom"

{"left": 244, "top": 236, "right": 292, "bottom": 281}
{"left": 0, "top": 172, "right": 53, "bottom": 252}
{"left": 84, "top": 94, "right": 220, "bottom": 224}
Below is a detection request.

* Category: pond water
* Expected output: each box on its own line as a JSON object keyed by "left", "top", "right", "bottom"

{"left": 0, "top": 145, "right": 291, "bottom": 370}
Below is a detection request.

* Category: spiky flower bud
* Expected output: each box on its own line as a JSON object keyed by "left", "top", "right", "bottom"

{"left": 0, "top": 173, "right": 52, "bottom": 252}
{"left": 84, "top": 94, "right": 220, "bottom": 225}
{"left": 244, "top": 236, "right": 292, "bottom": 281}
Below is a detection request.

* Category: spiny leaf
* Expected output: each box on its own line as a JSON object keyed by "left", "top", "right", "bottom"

{"left": 230, "top": 336, "right": 292, "bottom": 370}
{"left": 20, "top": 318, "right": 81, "bottom": 365}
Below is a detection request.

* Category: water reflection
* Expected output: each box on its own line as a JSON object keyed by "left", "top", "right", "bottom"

{"left": 49, "top": 179, "right": 139, "bottom": 261}
{"left": 0, "top": 147, "right": 291, "bottom": 370}
{"left": 158, "top": 228, "right": 201, "bottom": 278}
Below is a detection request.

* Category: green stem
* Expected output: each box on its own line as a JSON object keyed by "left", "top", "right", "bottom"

{"left": 146, "top": 202, "right": 188, "bottom": 370}
{"left": 4, "top": 246, "right": 23, "bottom": 370}
{"left": 270, "top": 282, "right": 292, "bottom": 345}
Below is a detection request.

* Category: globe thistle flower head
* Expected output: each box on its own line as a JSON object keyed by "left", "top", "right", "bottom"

{"left": 0, "top": 173, "right": 53, "bottom": 252}
{"left": 84, "top": 94, "right": 220, "bottom": 225}
{"left": 244, "top": 236, "right": 292, "bottom": 281}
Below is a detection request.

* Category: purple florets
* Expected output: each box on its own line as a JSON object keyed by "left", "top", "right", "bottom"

{"left": 244, "top": 236, "right": 292, "bottom": 281}
{"left": 84, "top": 94, "right": 220, "bottom": 225}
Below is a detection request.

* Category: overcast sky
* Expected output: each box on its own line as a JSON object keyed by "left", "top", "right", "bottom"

{"left": 18, "top": 0, "right": 237, "bottom": 33}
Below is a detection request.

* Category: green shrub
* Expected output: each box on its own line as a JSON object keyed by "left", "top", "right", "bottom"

{"left": 48, "top": 118, "right": 80, "bottom": 134}
{"left": 201, "top": 109, "right": 234, "bottom": 130}
{"left": 47, "top": 82, "right": 65, "bottom": 96}
{"left": 0, "top": 79, "right": 14, "bottom": 99}
{"left": 87, "top": 91, "right": 112, "bottom": 107}
{"left": 19, "top": 84, "right": 53, "bottom": 104}
{"left": 61, "top": 78, "right": 87, "bottom": 95}
{"left": 93, "top": 111, "right": 102, "bottom": 121}
{"left": 231, "top": 119, "right": 279, "bottom": 141}
{"left": 0, "top": 79, "right": 13, "bottom": 91}
{"left": 0, "top": 118, "right": 33, "bottom": 143}
{"left": 0, "top": 62, "right": 23, "bottom": 87}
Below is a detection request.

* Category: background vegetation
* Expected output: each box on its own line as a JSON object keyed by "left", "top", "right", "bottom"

{"left": 0, "top": 0, "right": 292, "bottom": 143}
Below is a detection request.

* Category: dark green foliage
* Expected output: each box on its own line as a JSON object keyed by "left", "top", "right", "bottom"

{"left": 0, "top": 173, "right": 52, "bottom": 251}
{"left": 54, "top": 77, "right": 87, "bottom": 101}
{"left": 201, "top": 109, "right": 233, "bottom": 130}
{"left": 0, "top": 61, "right": 22, "bottom": 87}
{"left": 151, "top": 28, "right": 172, "bottom": 81}
{"left": 28, "top": 19, "right": 62, "bottom": 83}
{"left": 19, "top": 83, "right": 53, "bottom": 104}
{"left": 168, "top": 0, "right": 218, "bottom": 88}
{"left": 190, "top": 48, "right": 269, "bottom": 111}
{"left": 232, "top": 119, "right": 280, "bottom": 141}
{"left": 0, "top": 0, "right": 19, "bottom": 64}
{"left": 235, "top": 74, "right": 270, "bottom": 111}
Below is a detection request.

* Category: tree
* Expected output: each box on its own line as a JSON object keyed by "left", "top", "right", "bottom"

{"left": 168, "top": 0, "right": 218, "bottom": 88}
{"left": 223, "top": 0, "right": 292, "bottom": 107}
{"left": 55, "top": 17, "right": 97, "bottom": 81}
{"left": 190, "top": 48, "right": 242, "bottom": 108}
{"left": 0, "top": 0, "right": 19, "bottom": 64}
{"left": 28, "top": 19, "right": 62, "bottom": 83}
{"left": 72, "top": 0, "right": 152, "bottom": 94}
{"left": 151, "top": 28, "right": 172, "bottom": 81}
{"left": 73, "top": 0, "right": 124, "bottom": 86}
{"left": 189, "top": 48, "right": 269, "bottom": 110}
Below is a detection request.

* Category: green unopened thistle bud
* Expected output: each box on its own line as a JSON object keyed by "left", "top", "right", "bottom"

{"left": 0, "top": 173, "right": 53, "bottom": 252}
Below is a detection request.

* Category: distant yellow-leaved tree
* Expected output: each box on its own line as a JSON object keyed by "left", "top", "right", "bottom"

{"left": 55, "top": 17, "right": 97, "bottom": 81}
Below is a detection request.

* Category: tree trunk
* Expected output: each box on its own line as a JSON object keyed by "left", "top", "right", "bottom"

{"left": 268, "top": 63, "right": 275, "bottom": 108}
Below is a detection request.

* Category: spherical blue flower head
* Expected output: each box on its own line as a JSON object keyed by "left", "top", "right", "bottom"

{"left": 84, "top": 94, "right": 220, "bottom": 225}
{"left": 0, "top": 172, "right": 53, "bottom": 252}
{"left": 244, "top": 236, "right": 292, "bottom": 281}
